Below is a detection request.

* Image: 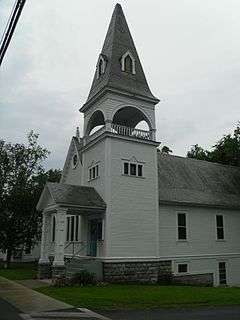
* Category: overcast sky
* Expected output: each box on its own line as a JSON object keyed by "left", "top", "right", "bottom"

{"left": 0, "top": 0, "right": 239, "bottom": 169}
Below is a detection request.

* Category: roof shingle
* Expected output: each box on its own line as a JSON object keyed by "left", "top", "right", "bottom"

{"left": 158, "top": 153, "right": 240, "bottom": 209}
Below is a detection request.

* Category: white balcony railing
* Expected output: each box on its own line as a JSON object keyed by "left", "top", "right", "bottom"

{"left": 84, "top": 123, "right": 153, "bottom": 145}
{"left": 111, "top": 123, "right": 152, "bottom": 140}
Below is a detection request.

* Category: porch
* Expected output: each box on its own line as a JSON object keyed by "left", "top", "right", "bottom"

{"left": 36, "top": 183, "right": 106, "bottom": 278}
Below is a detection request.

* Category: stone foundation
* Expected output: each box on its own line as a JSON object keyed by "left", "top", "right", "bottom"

{"left": 173, "top": 273, "right": 214, "bottom": 286}
{"left": 52, "top": 265, "right": 66, "bottom": 278}
{"left": 38, "top": 263, "right": 52, "bottom": 279}
{"left": 103, "top": 260, "right": 172, "bottom": 283}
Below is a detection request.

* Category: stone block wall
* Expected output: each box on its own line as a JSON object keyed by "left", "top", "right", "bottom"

{"left": 173, "top": 273, "right": 214, "bottom": 286}
{"left": 103, "top": 260, "right": 172, "bottom": 283}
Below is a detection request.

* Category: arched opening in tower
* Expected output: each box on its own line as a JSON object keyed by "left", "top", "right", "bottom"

{"left": 112, "top": 106, "right": 151, "bottom": 131}
{"left": 87, "top": 110, "right": 105, "bottom": 136}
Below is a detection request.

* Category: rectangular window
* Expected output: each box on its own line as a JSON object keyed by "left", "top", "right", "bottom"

{"left": 96, "top": 165, "right": 99, "bottom": 177}
{"left": 52, "top": 216, "right": 56, "bottom": 242}
{"left": 178, "top": 213, "right": 187, "bottom": 240}
{"left": 219, "top": 262, "right": 227, "bottom": 285}
{"left": 89, "top": 165, "right": 99, "bottom": 180}
{"left": 124, "top": 162, "right": 129, "bottom": 175}
{"left": 130, "top": 163, "right": 137, "bottom": 176}
{"left": 66, "top": 216, "right": 70, "bottom": 241}
{"left": 138, "top": 164, "right": 143, "bottom": 177}
{"left": 70, "top": 216, "right": 75, "bottom": 242}
{"left": 216, "top": 215, "right": 224, "bottom": 240}
{"left": 178, "top": 263, "right": 188, "bottom": 273}
{"left": 75, "top": 216, "right": 79, "bottom": 241}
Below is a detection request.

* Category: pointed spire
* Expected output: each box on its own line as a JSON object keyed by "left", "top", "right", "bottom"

{"left": 82, "top": 4, "right": 159, "bottom": 109}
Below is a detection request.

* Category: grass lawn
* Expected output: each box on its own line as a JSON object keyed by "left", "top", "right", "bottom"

{"left": 36, "top": 284, "right": 240, "bottom": 310}
{"left": 0, "top": 262, "right": 38, "bottom": 280}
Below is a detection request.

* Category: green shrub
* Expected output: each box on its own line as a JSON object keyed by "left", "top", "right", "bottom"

{"left": 69, "top": 270, "right": 96, "bottom": 286}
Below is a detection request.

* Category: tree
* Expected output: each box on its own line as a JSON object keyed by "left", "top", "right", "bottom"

{"left": 0, "top": 131, "right": 57, "bottom": 268}
{"left": 187, "top": 124, "right": 240, "bottom": 166}
{"left": 161, "top": 146, "right": 173, "bottom": 154}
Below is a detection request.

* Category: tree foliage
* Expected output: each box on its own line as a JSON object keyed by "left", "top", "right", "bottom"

{"left": 187, "top": 124, "right": 240, "bottom": 166}
{"left": 0, "top": 131, "right": 61, "bottom": 267}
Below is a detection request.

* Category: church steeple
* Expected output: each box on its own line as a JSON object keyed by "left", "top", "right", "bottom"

{"left": 81, "top": 4, "right": 159, "bottom": 111}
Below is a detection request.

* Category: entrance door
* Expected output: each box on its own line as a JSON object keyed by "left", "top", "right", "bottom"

{"left": 88, "top": 219, "right": 102, "bottom": 256}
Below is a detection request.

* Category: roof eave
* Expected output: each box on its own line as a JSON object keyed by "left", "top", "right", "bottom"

{"left": 159, "top": 199, "right": 240, "bottom": 211}
{"left": 80, "top": 86, "right": 160, "bottom": 113}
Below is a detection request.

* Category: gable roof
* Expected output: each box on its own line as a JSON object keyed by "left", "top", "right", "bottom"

{"left": 37, "top": 182, "right": 106, "bottom": 211}
{"left": 82, "top": 3, "right": 159, "bottom": 109}
{"left": 158, "top": 153, "right": 240, "bottom": 209}
{"left": 61, "top": 136, "right": 83, "bottom": 184}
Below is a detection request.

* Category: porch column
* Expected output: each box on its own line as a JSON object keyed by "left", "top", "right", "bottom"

{"left": 38, "top": 210, "right": 51, "bottom": 279}
{"left": 52, "top": 208, "right": 67, "bottom": 277}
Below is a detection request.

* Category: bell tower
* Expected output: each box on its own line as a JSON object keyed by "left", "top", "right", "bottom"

{"left": 79, "top": 3, "right": 160, "bottom": 259}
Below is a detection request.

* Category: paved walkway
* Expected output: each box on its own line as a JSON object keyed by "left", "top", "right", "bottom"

{"left": 0, "top": 276, "right": 71, "bottom": 314}
{"left": 0, "top": 276, "right": 111, "bottom": 319}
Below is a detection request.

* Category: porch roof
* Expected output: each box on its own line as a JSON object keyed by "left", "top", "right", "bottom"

{"left": 37, "top": 182, "right": 106, "bottom": 211}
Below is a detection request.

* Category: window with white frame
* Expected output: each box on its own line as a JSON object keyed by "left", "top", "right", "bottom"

{"left": 219, "top": 261, "right": 227, "bottom": 285}
{"left": 177, "top": 213, "right": 187, "bottom": 240}
{"left": 89, "top": 164, "right": 99, "bottom": 181}
{"left": 123, "top": 161, "right": 143, "bottom": 177}
{"left": 66, "top": 215, "right": 79, "bottom": 242}
{"left": 216, "top": 215, "right": 224, "bottom": 240}
{"left": 52, "top": 215, "right": 56, "bottom": 242}
{"left": 177, "top": 263, "right": 188, "bottom": 274}
{"left": 121, "top": 51, "right": 136, "bottom": 74}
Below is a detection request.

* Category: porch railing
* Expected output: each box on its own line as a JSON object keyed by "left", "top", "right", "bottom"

{"left": 49, "top": 240, "right": 104, "bottom": 259}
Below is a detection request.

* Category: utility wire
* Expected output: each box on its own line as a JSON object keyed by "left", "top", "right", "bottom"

{"left": 0, "top": 0, "right": 26, "bottom": 66}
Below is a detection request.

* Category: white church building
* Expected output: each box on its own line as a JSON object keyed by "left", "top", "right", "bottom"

{"left": 37, "top": 4, "right": 240, "bottom": 286}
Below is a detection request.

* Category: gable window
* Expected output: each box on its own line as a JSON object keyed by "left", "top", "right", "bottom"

{"left": 97, "top": 55, "right": 106, "bottom": 79}
{"left": 125, "top": 54, "right": 133, "bottom": 73}
{"left": 89, "top": 164, "right": 99, "bottom": 181}
{"left": 219, "top": 262, "right": 227, "bottom": 285}
{"left": 72, "top": 154, "right": 78, "bottom": 168}
{"left": 121, "top": 51, "right": 136, "bottom": 74}
{"left": 123, "top": 161, "right": 144, "bottom": 177}
{"left": 177, "top": 213, "right": 187, "bottom": 240}
{"left": 216, "top": 215, "right": 224, "bottom": 240}
{"left": 178, "top": 263, "right": 188, "bottom": 273}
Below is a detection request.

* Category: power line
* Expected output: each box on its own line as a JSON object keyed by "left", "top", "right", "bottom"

{"left": 0, "top": 0, "right": 26, "bottom": 66}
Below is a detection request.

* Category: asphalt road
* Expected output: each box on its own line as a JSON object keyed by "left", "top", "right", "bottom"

{"left": 0, "top": 297, "right": 22, "bottom": 320}
{"left": 102, "top": 306, "right": 240, "bottom": 320}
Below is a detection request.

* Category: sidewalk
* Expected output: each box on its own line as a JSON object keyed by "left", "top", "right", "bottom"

{"left": 0, "top": 276, "right": 111, "bottom": 319}
{"left": 0, "top": 276, "right": 71, "bottom": 314}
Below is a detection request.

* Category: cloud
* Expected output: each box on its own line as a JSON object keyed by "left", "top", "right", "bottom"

{"left": 1, "top": 0, "right": 240, "bottom": 168}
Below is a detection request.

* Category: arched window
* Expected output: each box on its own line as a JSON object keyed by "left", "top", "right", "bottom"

{"left": 125, "top": 55, "right": 133, "bottom": 73}
{"left": 121, "top": 51, "right": 136, "bottom": 74}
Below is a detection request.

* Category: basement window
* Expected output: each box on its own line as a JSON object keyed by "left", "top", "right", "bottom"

{"left": 178, "top": 263, "right": 188, "bottom": 273}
